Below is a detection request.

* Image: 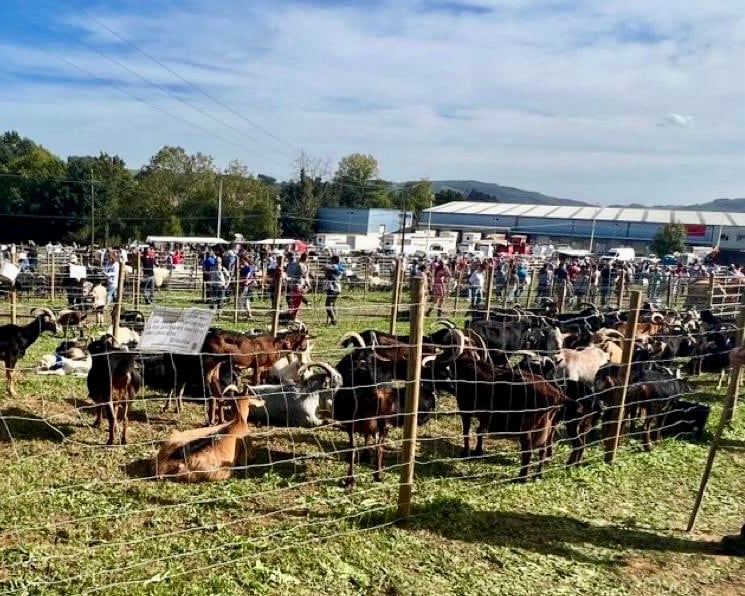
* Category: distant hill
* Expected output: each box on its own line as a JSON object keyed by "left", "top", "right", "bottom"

{"left": 608, "top": 198, "right": 745, "bottom": 212}
{"left": 431, "top": 180, "right": 588, "bottom": 206}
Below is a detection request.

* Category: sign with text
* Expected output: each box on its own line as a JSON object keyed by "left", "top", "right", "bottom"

{"left": 139, "top": 307, "right": 214, "bottom": 354}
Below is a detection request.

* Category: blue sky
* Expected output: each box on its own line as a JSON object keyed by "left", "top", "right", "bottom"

{"left": 1, "top": 0, "right": 744, "bottom": 204}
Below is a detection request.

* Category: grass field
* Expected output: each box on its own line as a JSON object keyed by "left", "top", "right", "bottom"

{"left": 0, "top": 288, "right": 743, "bottom": 595}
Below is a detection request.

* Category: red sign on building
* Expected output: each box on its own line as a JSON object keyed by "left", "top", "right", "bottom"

{"left": 685, "top": 224, "right": 707, "bottom": 237}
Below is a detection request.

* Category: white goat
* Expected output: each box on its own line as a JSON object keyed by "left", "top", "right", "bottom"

{"left": 554, "top": 346, "right": 609, "bottom": 385}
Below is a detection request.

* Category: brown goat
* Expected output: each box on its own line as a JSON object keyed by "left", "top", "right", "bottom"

{"left": 154, "top": 387, "right": 265, "bottom": 482}
{"left": 202, "top": 328, "right": 309, "bottom": 424}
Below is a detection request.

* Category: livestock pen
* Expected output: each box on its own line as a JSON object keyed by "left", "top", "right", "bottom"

{"left": 0, "top": 270, "right": 743, "bottom": 595}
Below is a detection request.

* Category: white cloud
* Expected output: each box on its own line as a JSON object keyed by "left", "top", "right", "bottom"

{"left": 1, "top": 0, "right": 744, "bottom": 204}
{"left": 659, "top": 113, "right": 695, "bottom": 127}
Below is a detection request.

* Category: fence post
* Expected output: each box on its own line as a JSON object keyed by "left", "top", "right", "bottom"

{"left": 484, "top": 262, "right": 494, "bottom": 321}
{"left": 502, "top": 263, "right": 510, "bottom": 309}
{"left": 389, "top": 257, "right": 403, "bottom": 335}
{"left": 10, "top": 289, "right": 17, "bottom": 325}
{"left": 666, "top": 274, "right": 673, "bottom": 308}
{"left": 363, "top": 261, "right": 368, "bottom": 303}
{"left": 233, "top": 263, "right": 240, "bottom": 324}
{"left": 524, "top": 265, "right": 535, "bottom": 308}
{"left": 271, "top": 255, "right": 284, "bottom": 336}
{"left": 112, "top": 260, "right": 126, "bottom": 339}
{"left": 557, "top": 281, "right": 566, "bottom": 313}
{"left": 396, "top": 276, "right": 426, "bottom": 521}
{"left": 604, "top": 289, "right": 642, "bottom": 463}
{"left": 134, "top": 257, "right": 141, "bottom": 310}
{"left": 50, "top": 252, "right": 56, "bottom": 301}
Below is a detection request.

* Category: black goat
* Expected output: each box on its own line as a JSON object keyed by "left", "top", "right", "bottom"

{"left": 1, "top": 308, "right": 61, "bottom": 396}
{"left": 332, "top": 349, "right": 437, "bottom": 485}
{"left": 86, "top": 335, "right": 141, "bottom": 445}
{"left": 434, "top": 355, "right": 585, "bottom": 480}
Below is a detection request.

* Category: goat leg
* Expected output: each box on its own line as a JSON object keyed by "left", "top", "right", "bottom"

{"left": 105, "top": 400, "right": 117, "bottom": 446}
{"left": 6, "top": 365, "right": 18, "bottom": 397}
{"left": 120, "top": 400, "right": 129, "bottom": 445}
{"left": 373, "top": 423, "right": 388, "bottom": 483}
{"left": 516, "top": 434, "right": 532, "bottom": 482}
{"left": 359, "top": 433, "right": 372, "bottom": 464}
{"left": 459, "top": 413, "right": 471, "bottom": 457}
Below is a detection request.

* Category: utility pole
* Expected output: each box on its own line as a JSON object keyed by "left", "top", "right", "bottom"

{"left": 90, "top": 172, "right": 95, "bottom": 254}
{"left": 400, "top": 187, "right": 407, "bottom": 256}
{"left": 217, "top": 177, "right": 223, "bottom": 240}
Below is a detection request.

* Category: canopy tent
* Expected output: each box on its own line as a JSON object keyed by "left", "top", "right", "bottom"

{"left": 146, "top": 236, "right": 229, "bottom": 245}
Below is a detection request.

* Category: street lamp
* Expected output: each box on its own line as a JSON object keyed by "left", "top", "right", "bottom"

{"left": 589, "top": 204, "right": 601, "bottom": 253}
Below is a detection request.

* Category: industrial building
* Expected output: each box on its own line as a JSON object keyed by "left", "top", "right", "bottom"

{"left": 422, "top": 201, "right": 743, "bottom": 257}
{"left": 316, "top": 207, "right": 412, "bottom": 236}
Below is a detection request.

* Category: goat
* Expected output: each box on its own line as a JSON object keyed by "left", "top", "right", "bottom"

{"left": 86, "top": 334, "right": 141, "bottom": 445}
{"left": 433, "top": 354, "right": 584, "bottom": 481}
{"left": 56, "top": 307, "right": 88, "bottom": 337}
{"left": 248, "top": 362, "right": 342, "bottom": 427}
{"left": 104, "top": 325, "right": 140, "bottom": 349}
{"left": 553, "top": 346, "right": 609, "bottom": 385}
{"left": 596, "top": 363, "right": 691, "bottom": 451}
{"left": 265, "top": 340, "right": 314, "bottom": 384}
{"left": 332, "top": 351, "right": 438, "bottom": 484}
{"left": 201, "top": 326, "right": 311, "bottom": 424}
{"left": 1, "top": 307, "right": 61, "bottom": 396}
{"left": 154, "top": 387, "right": 265, "bottom": 482}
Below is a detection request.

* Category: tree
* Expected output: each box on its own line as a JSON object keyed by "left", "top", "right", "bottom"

{"left": 401, "top": 179, "right": 433, "bottom": 214}
{"left": 651, "top": 223, "right": 686, "bottom": 256}
{"left": 434, "top": 188, "right": 463, "bottom": 205}
{"left": 332, "top": 152, "right": 393, "bottom": 208}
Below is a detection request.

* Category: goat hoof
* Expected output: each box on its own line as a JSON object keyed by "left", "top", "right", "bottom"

{"left": 359, "top": 450, "right": 371, "bottom": 464}
{"left": 459, "top": 449, "right": 471, "bottom": 458}
{"left": 342, "top": 477, "right": 355, "bottom": 487}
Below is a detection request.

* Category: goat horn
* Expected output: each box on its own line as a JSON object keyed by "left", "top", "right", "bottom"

{"left": 297, "top": 361, "right": 342, "bottom": 384}
{"left": 651, "top": 312, "right": 665, "bottom": 323}
{"left": 512, "top": 350, "right": 540, "bottom": 358}
{"left": 432, "top": 318, "right": 456, "bottom": 330}
{"left": 465, "top": 328, "right": 489, "bottom": 353}
{"left": 338, "top": 331, "right": 366, "bottom": 348}
{"left": 597, "top": 328, "right": 625, "bottom": 339}
{"left": 222, "top": 384, "right": 241, "bottom": 396}
{"left": 31, "top": 307, "right": 56, "bottom": 319}
{"left": 421, "top": 355, "right": 436, "bottom": 367}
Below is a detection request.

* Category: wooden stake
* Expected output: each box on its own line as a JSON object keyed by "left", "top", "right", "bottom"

{"left": 233, "top": 262, "right": 240, "bottom": 324}
{"left": 50, "top": 252, "right": 56, "bottom": 301}
{"left": 112, "top": 259, "right": 126, "bottom": 339}
{"left": 708, "top": 272, "right": 716, "bottom": 310}
{"left": 396, "top": 276, "right": 426, "bottom": 521}
{"left": 453, "top": 268, "right": 464, "bottom": 315}
{"left": 10, "top": 289, "right": 17, "bottom": 325}
{"left": 604, "top": 289, "right": 642, "bottom": 463}
{"left": 723, "top": 306, "right": 745, "bottom": 425}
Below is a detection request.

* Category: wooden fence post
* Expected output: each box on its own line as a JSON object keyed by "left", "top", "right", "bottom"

{"left": 10, "top": 289, "right": 17, "bottom": 325}
{"left": 604, "top": 289, "right": 642, "bottom": 463}
{"left": 396, "top": 276, "right": 426, "bottom": 521}
{"left": 271, "top": 255, "right": 284, "bottom": 336}
{"left": 363, "top": 261, "right": 368, "bottom": 302}
{"left": 134, "top": 257, "right": 141, "bottom": 310}
{"left": 524, "top": 266, "right": 535, "bottom": 308}
{"left": 502, "top": 263, "right": 510, "bottom": 309}
{"left": 484, "top": 262, "right": 494, "bottom": 321}
{"left": 666, "top": 274, "right": 673, "bottom": 308}
{"left": 389, "top": 257, "right": 403, "bottom": 335}
{"left": 687, "top": 306, "right": 745, "bottom": 530}
{"left": 112, "top": 260, "right": 126, "bottom": 339}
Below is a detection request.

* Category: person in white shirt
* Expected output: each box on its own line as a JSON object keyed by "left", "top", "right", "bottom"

{"left": 91, "top": 280, "right": 108, "bottom": 326}
{"left": 468, "top": 263, "right": 486, "bottom": 307}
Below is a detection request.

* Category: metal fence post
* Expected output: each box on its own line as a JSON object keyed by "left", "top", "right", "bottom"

{"left": 271, "top": 255, "right": 284, "bottom": 336}
{"left": 389, "top": 257, "right": 403, "bottom": 335}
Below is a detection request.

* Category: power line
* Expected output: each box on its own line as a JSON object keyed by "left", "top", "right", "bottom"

{"left": 64, "top": 0, "right": 301, "bottom": 156}
{"left": 0, "top": 172, "right": 100, "bottom": 184}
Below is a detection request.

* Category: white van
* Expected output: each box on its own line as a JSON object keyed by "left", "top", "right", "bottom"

{"left": 600, "top": 247, "right": 636, "bottom": 262}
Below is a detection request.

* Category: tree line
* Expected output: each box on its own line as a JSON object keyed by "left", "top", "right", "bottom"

{"left": 0, "top": 131, "right": 452, "bottom": 245}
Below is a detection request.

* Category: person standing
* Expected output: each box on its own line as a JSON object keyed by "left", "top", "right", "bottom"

{"left": 468, "top": 263, "right": 486, "bottom": 307}
{"left": 286, "top": 253, "right": 310, "bottom": 320}
{"left": 324, "top": 255, "right": 342, "bottom": 326}
{"left": 140, "top": 245, "right": 157, "bottom": 305}
{"left": 239, "top": 255, "right": 256, "bottom": 319}
{"left": 103, "top": 250, "right": 120, "bottom": 304}
{"left": 428, "top": 259, "right": 451, "bottom": 318}
{"left": 207, "top": 256, "right": 229, "bottom": 310}
{"left": 91, "top": 279, "right": 107, "bottom": 326}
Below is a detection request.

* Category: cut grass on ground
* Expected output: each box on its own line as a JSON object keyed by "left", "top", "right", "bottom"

{"left": 0, "top": 289, "right": 743, "bottom": 595}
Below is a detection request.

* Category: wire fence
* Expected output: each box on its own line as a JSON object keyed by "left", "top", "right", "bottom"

{"left": 0, "top": 261, "right": 743, "bottom": 590}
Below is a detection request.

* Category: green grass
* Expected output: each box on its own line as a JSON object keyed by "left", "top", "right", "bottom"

{"left": 0, "top": 288, "right": 743, "bottom": 595}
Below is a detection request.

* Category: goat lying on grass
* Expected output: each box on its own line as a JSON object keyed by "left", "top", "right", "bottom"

{"left": 154, "top": 386, "right": 265, "bottom": 482}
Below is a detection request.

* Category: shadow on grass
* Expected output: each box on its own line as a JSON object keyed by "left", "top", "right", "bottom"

{"left": 357, "top": 496, "right": 725, "bottom": 565}
{"left": 0, "top": 407, "right": 75, "bottom": 442}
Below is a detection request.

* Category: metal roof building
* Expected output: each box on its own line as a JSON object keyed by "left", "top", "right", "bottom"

{"left": 422, "top": 201, "right": 742, "bottom": 253}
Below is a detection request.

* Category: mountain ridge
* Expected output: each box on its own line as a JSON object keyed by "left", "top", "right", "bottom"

{"left": 431, "top": 180, "right": 745, "bottom": 212}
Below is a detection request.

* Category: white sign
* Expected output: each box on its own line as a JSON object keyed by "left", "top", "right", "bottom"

{"left": 69, "top": 264, "right": 87, "bottom": 280}
{"left": 1, "top": 262, "right": 19, "bottom": 283}
{"left": 139, "top": 307, "right": 214, "bottom": 354}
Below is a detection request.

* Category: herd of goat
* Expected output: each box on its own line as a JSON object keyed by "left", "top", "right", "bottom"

{"left": 1, "top": 300, "right": 744, "bottom": 485}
